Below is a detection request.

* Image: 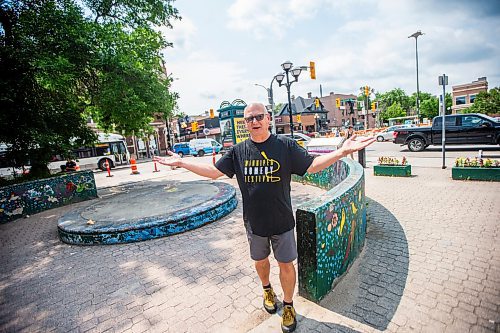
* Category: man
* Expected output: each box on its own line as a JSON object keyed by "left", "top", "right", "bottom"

{"left": 154, "top": 103, "right": 374, "bottom": 332}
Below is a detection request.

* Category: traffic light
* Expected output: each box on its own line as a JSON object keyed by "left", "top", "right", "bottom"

{"left": 191, "top": 122, "right": 198, "bottom": 132}
{"left": 314, "top": 98, "right": 320, "bottom": 108}
{"left": 310, "top": 61, "right": 316, "bottom": 80}
{"left": 296, "top": 114, "right": 301, "bottom": 123}
{"left": 371, "top": 102, "right": 376, "bottom": 111}
{"left": 209, "top": 108, "right": 214, "bottom": 118}
{"left": 335, "top": 98, "right": 340, "bottom": 108}
{"left": 364, "top": 85, "right": 369, "bottom": 96}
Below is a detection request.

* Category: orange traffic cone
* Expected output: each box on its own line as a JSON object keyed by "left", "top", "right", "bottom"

{"left": 130, "top": 158, "right": 140, "bottom": 175}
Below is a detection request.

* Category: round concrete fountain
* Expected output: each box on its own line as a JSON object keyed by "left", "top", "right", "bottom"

{"left": 58, "top": 180, "right": 237, "bottom": 245}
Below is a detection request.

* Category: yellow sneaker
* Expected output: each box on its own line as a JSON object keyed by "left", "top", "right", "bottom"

{"left": 281, "top": 304, "right": 297, "bottom": 333}
{"left": 263, "top": 287, "right": 277, "bottom": 314}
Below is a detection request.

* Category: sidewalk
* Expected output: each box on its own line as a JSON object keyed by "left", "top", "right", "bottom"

{"left": 251, "top": 165, "right": 500, "bottom": 332}
{"left": 0, "top": 162, "right": 499, "bottom": 333}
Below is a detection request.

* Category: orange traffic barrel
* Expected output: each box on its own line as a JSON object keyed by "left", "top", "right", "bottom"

{"left": 130, "top": 158, "right": 140, "bottom": 175}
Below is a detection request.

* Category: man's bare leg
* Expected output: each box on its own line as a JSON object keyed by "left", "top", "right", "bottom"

{"left": 278, "top": 261, "right": 296, "bottom": 303}
{"left": 255, "top": 257, "right": 270, "bottom": 286}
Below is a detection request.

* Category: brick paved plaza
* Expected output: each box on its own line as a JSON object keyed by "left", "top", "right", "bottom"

{"left": 1, "top": 155, "right": 499, "bottom": 333}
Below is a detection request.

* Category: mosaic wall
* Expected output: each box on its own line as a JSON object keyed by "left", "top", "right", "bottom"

{"left": 294, "top": 158, "right": 366, "bottom": 302}
{"left": 0, "top": 171, "right": 98, "bottom": 223}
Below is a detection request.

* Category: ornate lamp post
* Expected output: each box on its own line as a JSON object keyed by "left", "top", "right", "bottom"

{"left": 254, "top": 77, "right": 277, "bottom": 134}
{"left": 314, "top": 113, "right": 320, "bottom": 132}
{"left": 409, "top": 30, "right": 424, "bottom": 123}
{"left": 275, "top": 61, "right": 303, "bottom": 137}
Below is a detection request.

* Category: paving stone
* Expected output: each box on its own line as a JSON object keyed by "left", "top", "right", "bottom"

{"left": 451, "top": 307, "right": 478, "bottom": 325}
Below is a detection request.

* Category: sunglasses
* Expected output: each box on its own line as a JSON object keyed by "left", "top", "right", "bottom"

{"left": 244, "top": 113, "right": 266, "bottom": 123}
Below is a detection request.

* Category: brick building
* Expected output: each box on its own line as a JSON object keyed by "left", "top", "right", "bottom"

{"left": 451, "top": 77, "right": 488, "bottom": 114}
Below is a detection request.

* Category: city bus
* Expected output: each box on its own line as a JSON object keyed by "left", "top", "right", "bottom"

{"left": 48, "top": 133, "right": 130, "bottom": 171}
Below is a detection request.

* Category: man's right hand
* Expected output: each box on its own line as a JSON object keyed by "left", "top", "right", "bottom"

{"left": 153, "top": 151, "right": 182, "bottom": 167}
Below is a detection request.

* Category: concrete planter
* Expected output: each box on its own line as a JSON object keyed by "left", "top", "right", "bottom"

{"left": 374, "top": 165, "right": 412, "bottom": 177}
{"left": 452, "top": 167, "right": 500, "bottom": 181}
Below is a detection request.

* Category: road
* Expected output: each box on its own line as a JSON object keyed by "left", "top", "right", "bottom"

{"left": 97, "top": 141, "right": 500, "bottom": 184}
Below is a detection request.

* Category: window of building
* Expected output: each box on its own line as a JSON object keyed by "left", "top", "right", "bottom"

{"left": 455, "top": 96, "right": 466, "bottom": 105}
{"left": 469, "top": 94, "right": 476, "bottom": 103}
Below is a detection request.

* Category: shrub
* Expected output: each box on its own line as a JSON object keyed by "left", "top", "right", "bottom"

{"left": 455, "top": 157, "right": 500, "bottom": 168}
{"left": 377, "top": 156, "right": 408, "bottom": 166}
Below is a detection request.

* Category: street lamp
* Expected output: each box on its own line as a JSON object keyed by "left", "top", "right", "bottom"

{"left": 409, "top": 30, "right": 424, "bottom": 124}
{"left": 314, "top": 113, "right": 319, "bottom": 132}
{"left": 275, "top": 60, "right": 303, "bottom": 137}
{"left": 254, "top": 78, "right": 277, "bottom": 134}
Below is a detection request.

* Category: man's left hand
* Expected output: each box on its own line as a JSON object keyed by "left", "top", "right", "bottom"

{"left": 341, "top": 134, "right": 376, "bottom": 156}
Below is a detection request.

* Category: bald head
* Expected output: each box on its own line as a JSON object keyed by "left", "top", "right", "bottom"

{"left": 244, "top": 103, "right": 268, "bottom": 115}
{"left": 243, "top": 102, "right": 271, "bottom": 142}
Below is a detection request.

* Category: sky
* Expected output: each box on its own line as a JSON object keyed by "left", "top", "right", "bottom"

{"left": 160, "top": 0, "right": 500, "bottom": 116}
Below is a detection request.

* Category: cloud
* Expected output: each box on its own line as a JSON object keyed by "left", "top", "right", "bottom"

{"left": 167, "top": 51, "right": 266, "bottom": 113}
{"left": 226, "top": 0, "right": 321, "bottom": 39}
{"left": 165, "top": 0, "right": 500, "bottom": 115}
{"left": 158, "top": 15, "right": 197, "bottom": 52}
{"left": 302, "top": 0, "right": 500, "bottom": 97}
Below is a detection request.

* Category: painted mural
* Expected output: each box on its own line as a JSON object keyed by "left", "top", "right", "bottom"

{"left": 0, "top": 171, "right": 97, "bottom": 223}
{"left": 294, "top": 158, "right": 366, "bottom": 302}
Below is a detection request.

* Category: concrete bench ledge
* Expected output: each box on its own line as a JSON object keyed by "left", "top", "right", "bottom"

{"left": 293, "top": 158, "right": 366, "bottom": 302}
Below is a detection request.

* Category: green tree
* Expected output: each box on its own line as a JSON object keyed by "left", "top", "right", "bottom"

{"left": 380, "top": 103, "right": 406, "bottom": 122}
{"left": 274, "top": 103, "right": 284, "bottom": 114}
{"left": 420, "top": 97, "right": 439, "bottom": 120}
{"left": 376, "top": 88, "right": 411, "bottom": 114}
{"left": 410, "top": 91, "right": 433, "bottom": 120}
{"left": 0, "top": 1, "right": 97, "bottom": 177}
{"left": 419, "top": 93, "right": 453, "bottom": 120}
{"left": 0, "top": 0, "right": 180, "bottom": 177}
{"left": 445, "top": 93, "right": 452, "bottom": 115}
{"left": 409, "top": 91, "right": 433, "bottom": 108}
{"left": 463, "top": 88, "right": 500, "bottom": 115}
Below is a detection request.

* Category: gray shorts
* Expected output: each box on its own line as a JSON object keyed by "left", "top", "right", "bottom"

{"left": 244, "top": 221, "right": 297, "bottom": 263}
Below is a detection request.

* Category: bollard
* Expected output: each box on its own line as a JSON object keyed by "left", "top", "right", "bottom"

{"left": 358, "top": 148, "right": 366, "bottom": 168}
{"left": 153, "top": 154, "right": 160, "bottom": 173}
{"left": 105, "top": 159, "right": 113, "bottom": 177}
{"left": 130, "top": 158, "right": 140, "bottom": 175}
{"left": 212, "top": 147, "right": 216, "bottom": 165}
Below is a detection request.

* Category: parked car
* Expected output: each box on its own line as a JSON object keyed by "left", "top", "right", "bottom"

{"left": 393, "top": 114, "right": 500, "bottom": 152}
{"left": 281, "top": 133, "right": 312, "bottom": 147}
{"left": 189, "top": 138, "right": 222, "bottom": 157}
{"left": 376, "top": 124, "right": 416, "bottom": 142}
{"left": 172, "top": 143, "right": 190, "bottom": 157}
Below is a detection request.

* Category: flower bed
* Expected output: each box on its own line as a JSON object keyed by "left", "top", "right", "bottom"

{"left": 374, "top": 156, "right": 411, "bottom": 177}
{"left": 452, "top": 157, "right": 500, "bottom": 181}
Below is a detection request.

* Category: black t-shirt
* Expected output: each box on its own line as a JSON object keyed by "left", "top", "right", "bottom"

{"left": 215, "top": 134, "right": 314, "bottom": 237}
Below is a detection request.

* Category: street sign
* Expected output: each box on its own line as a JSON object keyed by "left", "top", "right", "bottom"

{"left": 203, "top": 128, "right": 211, "bottom": 136}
